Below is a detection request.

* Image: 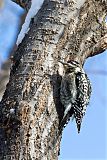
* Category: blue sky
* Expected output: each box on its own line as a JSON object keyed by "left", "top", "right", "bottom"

{"left": 0, "top": 0, "right": 24, "bottom": 66}
{"left": 0, "top": 1, "right": 107, "bottom": 159}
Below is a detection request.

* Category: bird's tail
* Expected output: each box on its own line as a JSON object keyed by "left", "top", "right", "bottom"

{"left": 74, "top": 112, "right": 83, "bottom": 133}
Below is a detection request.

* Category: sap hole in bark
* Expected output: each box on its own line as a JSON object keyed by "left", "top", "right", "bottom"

{"left": 41, "top": 67, "right": 44, "bottom": 71}
{"left": 26, "top": 133, "right": 30, "bottom": 137}
{"left": 31, "top": 17, "right": 34, "bottom": 24}
{"left": 46, "top": 108, "right": 49, "bottom": 115}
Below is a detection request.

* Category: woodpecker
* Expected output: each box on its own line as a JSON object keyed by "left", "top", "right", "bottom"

{"left": 59, "top": 60, "right": 92, "bottom": 133}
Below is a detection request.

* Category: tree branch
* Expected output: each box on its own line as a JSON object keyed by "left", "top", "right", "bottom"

{"left": 85, "top": 34, "right": 107, "bottom": 58}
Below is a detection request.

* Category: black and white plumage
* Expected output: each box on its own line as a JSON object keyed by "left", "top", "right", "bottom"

{"left": 101, "top": 0, "right": 107, "bottom": 2}
{"left": 59, "top": 61, "right": 92, "bottom": 133}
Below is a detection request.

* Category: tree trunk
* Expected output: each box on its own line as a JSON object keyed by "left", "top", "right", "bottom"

{"left": 0, "top": 0, "right": 107, "bottom": 159}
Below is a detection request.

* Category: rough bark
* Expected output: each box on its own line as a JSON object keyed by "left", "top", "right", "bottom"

{"left": 0, "top": 0, "right": 107, "bottom": 159}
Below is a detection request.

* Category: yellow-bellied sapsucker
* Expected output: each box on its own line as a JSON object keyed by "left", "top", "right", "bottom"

{"left": 59, "top": 60, "right": 92, "bottom": 133}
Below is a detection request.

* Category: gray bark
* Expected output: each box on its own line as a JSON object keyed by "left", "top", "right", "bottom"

{"left": 0, "top": 0, "right": 107, "bottom": 159}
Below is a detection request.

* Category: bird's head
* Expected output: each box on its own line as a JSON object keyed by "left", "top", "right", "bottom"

{"left": 58, "top": 60, "right": 82, "bottom": 73}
